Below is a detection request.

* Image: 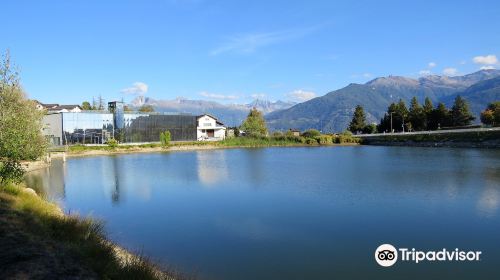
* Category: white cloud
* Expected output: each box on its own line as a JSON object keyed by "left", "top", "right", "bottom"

{"left": 251, "top": 93, "right": 267, "bottom": 99}
{"left": 199, "top": 91, "right": 239, "bottom": 100}
{"left": 121, "top": 82, "right": 148, "bottom": 95}
{"left": 210, "top": 25, "right": 321, "bottom": 55}
{"left": 362, "top": 73, "right": 373, "bottom": 78}
{"left": 473, "top": 55, "right": 498, "bottom": 65}
{"left": 286, "top": 90, "right": 317, "bottom": 102}
{"left": 480, "top": 65, "right": 496, "bottom": 70}
{"left": 443, "top": 67, "right": 458, "bottom": 76}
{"left": 419, "top": 70, "right": 432, "bottom": 76}
{"left": 428, "top": 62, "right": 437, "bottom": 68}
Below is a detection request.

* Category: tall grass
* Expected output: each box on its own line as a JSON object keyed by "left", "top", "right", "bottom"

{"left": 0, "top": 184, "right": 190, "bottom": 280}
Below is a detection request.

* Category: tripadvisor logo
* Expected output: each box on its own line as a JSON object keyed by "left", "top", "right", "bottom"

{"left": 375, "top": 244, "right": 482, "bottom": 267}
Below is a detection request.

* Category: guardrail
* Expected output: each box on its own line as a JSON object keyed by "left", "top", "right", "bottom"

{"left": 355, "top": 127, "right": 500, "bottom": 138}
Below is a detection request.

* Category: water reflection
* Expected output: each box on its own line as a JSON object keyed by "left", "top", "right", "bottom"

{"left": 25, "top": 160, "right": 67, "bottom": 200}
{"left": 23, "top": 147, "right": 500, "bottom": 280}
{"left": 196, "top": 150, "right": 228, "bottom": 187}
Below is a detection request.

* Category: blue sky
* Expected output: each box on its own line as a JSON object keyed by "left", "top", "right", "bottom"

{"left": 3, "top": 0, "right": 499, "bottom": 105}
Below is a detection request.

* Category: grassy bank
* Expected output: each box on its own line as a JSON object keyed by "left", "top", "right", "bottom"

{"left": 0, "top": 183, "right": 187, "bottom": 280}
{"left": 60, "top": 133, "right": 361, "bottom": 155}
{"left": 361, "top": 129, "right": 500, "bottom": 148}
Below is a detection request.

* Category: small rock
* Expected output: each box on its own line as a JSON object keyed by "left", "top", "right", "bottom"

{"left": 22, "top": 188, "right": 37, "bottom": 196}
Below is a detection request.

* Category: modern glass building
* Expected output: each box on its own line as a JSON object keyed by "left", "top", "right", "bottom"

{"left": 42, "top": 102, "right": 200, "bottom": 145}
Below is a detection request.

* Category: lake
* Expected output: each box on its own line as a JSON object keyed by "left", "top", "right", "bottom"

{"left": 25, "top": 146, "right": 500, "bottom": 279}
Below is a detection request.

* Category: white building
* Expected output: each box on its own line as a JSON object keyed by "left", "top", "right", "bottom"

{"left": 34, "top": 100, "right": 82, "bottom": 113}
{"left": 197, "top": 114, "right": 226, "bottom": 141}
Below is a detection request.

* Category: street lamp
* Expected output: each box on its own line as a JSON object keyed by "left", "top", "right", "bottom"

{"left": 390, "top": 112, "right": 394, "bottom": 133}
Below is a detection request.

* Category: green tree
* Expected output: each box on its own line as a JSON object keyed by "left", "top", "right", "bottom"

{"left": 240, "top": 108, "right": 268, "bottom": 137}
{"left": 480, "top": 101, "right": 500, "bottom": 126}
{"left": 450, "top": 95, "right": 475, "bottom": 127}
{"left": 160, "top": 130, "right": 171, "bottom": 146}
{"left": 138, "top": 104, "right": 155, "bottom": 113}
{"left": 348, "top": 105, "right": 367, "bottom": 133}
{"left": 0, "top": 51, "right": 47, "bottom": 185}
{"left": 408, "top": 97, "right": 426, "bottom": 131}
{"left": 81, "top": 101, "right": 92, "bottom": 110}
{"left": 429, "top": 102, "right": 451, "bottom": 130}
{"left": 423, "top": 97, "right": 434, "bottom": 130}
{"left": 362, "top": 123, "right": 377, "bottom": 134}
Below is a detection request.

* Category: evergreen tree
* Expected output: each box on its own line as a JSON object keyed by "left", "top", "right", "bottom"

{"left": 429, "top": 102, "right": 450, "bottom": 130}
{"left": 395, "top": 99, "right": 409, "bottom": 132}
{"left": 408, "top": 97, "right": 426, "bottom": 131}
{"left": 377, "top": 101, "right": 408, "bottom": 133}
{"left": 450, "top": 95, "right": 475, "bottom": 127}
{"left": 240, "top": 108, "right": 268, "bottom": 137}
{"left": 348, "top": 105, "right": 367, "bottom": 133}
{"left": 423, "top": 97, "right": 433, "bottom": 129}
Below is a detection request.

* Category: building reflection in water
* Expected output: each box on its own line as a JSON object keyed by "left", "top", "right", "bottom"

{"left": 24, "top": 159, "right": 67, "bottom": 201}
{"left": 111, "top": 156, "right": 122, "bottom": 204}
{"left": 196, "top": 150, "right": 228, "bottom": 187}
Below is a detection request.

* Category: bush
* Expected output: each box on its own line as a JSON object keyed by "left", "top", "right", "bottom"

{"left": 305, "top": 138, "right": 318, "bottom": 145}
{"left": 107, "top": 139, "right": 118, "bottom": 149}
{"left": 160, "top": 130, "right": 171, "bottom": 147}
{"left": 301, "top": 129, "right": 321, "bottom": 138}
{"left": 316, "top": 135, "right": 334, "bottom": 145}
{"left": 335, "top": 131, "right": 361, "bottom": 144}
{"left": 0, "top": 160, "right": 25, "bottom": 186}
{"left": 363, "top": 124, "right": 377, "bottom": 134}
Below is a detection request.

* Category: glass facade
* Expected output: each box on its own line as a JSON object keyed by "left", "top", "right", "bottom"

{"left": 61, "top": 112, "right": 114, "bottom": 144}
{"left": 60, "top": 112, "right": 197, "bottom": 144}
{"left": 122, "top": 114, "right": 197, "bottom": 142}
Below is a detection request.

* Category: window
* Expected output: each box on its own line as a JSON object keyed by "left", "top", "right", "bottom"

{"left": 204, "top": 123, "right": 212, "bottom": 127}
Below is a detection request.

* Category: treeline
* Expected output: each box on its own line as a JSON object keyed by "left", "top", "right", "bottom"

{"left": 234, "top": 108, "right": 359, "bottom": 145}
{"left": 348, "top": 96, "right": 486, "bottom": 134}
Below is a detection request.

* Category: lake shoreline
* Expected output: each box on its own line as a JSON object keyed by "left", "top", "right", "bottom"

{"left": 49, "top": 142, "right": 361, "bottom": 159}
{"left": 0, "top": 183, "right": 182, "bottom": 280}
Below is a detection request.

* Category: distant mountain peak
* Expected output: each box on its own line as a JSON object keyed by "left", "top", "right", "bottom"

{"left": 366, "top": 76, "right": 419, "bottom": 87}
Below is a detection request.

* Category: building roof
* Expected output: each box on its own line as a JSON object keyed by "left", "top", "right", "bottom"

{"left": 47, "top": 105, "right": 82, "bottom": 111}
{"left": 197, "top": 114, "right": 225, "bottom": 126}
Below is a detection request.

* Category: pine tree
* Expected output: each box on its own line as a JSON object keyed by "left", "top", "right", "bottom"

{"left": 423, "top": 97, "right": 433, "bottom": 129}
{"left": 430, "top": 102, "right": 450, "bottom": 129}
{"left": 450, "top": 95, "right": 475, "bottom": 127}
{"left": 409, "top": 97, "right": 426, "bottom": 131}
{"left": 348, "top": 105, "right": 367, "bottom": 133}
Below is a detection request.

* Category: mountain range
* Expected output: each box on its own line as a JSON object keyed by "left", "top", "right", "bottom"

{"left": 130, "top": 96, "right": 296, "bottom": 126}
{"left": 266, "top": 69, "right": 500, "bottom": 132}
{"left": 128, "top": 69, "right": 500, "bottom": 132}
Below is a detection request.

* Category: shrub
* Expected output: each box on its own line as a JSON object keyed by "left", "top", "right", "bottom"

{"left": 335, "top": 131, "right": 361, "bottom": 144}
{"left": 305, "top": 138, "right": 318, "bottom": 145}
{"left": 107, "top": 139, "right": 118, "bottom": 149}
{"left": 363, "top": 124, "right": 377, "bottom": 134}
{"left": 0, "top": 160, "right": 25, "bottom": 186}
{"left": 316, "top": 135, "right": 334, "bottom": 145}
{"left": 160, "top": 130, "right": 171, "bottom": 147}
{"left": 301, "top": 129, "right": 321, "bottom": 138}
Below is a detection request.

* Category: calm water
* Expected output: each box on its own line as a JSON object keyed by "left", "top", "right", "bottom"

{"left": 26, "top": 146, "right": 500, "bottom": 279}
